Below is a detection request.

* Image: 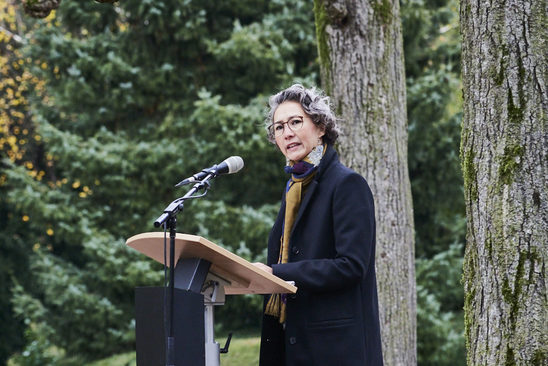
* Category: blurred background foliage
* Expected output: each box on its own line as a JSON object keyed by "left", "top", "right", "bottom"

{"left": 0, "top": 0, "right": 464, "bottom": 364}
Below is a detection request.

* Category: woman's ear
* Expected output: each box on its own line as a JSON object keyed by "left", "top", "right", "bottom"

{"left": 318, "top": 126, "right": 326, "bottom": 138}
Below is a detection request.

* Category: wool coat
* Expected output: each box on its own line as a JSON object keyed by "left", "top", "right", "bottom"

{"left": 259, "top": 145, "right": 383, "bottom": 366}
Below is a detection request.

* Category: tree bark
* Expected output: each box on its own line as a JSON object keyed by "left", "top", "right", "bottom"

{"left": 314, "top": 1, "right": 416, "bottom": 364}
{"left": 460, "top": 0, "right": 547, "bottom": 364}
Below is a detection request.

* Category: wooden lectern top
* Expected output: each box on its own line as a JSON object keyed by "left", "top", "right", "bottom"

{"left": 126, "top": 232, "right": 297, "bottom": 295}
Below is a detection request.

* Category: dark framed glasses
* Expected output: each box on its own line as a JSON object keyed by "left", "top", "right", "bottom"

{"left": 268, "top": 116, "right": 304, "bottom": 137}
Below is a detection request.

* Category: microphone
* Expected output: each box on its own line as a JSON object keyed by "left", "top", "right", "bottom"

{"left": 175, "top": 156, "right": 244, "bottom": 187}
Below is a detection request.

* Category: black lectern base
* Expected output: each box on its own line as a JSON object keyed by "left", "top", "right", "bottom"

{"left": 135, "top": 287, "right": 205, "bottom": 366}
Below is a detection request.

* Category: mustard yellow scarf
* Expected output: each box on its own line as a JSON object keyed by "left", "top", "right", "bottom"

{"left": 265, "top": 145, "right": 325, "bottom": 323}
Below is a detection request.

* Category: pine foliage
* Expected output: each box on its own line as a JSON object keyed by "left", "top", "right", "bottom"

{"left": 2, "top": 0, "right": 316, "bottom": 362}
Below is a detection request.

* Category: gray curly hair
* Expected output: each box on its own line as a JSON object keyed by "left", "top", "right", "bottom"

{"left": 265, "top": 84, "right": 339, "bottom": 145}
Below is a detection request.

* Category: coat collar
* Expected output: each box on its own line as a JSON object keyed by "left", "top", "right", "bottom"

{"left": 289, "top": 144, "right": 337, "bottom": 237}
{"left": 314, "top": 144, "right": 338, "bottom": 182}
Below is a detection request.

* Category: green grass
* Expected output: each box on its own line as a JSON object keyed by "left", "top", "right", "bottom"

{"left": 87, "top": 352, "right": 136, "bottom": 366}
{"left": 218, "top": 334, "right": 260, "bottom": 366}
{"left": 86, "top": 334, "right": 260, "bottom": 366}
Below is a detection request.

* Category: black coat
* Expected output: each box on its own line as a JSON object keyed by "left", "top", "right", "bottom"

{"left": 259, "top": 145, "right": 383, "bottom": 366}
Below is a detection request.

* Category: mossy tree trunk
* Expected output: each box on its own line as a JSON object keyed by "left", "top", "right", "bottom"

{"left": 460, "top": 0, "right": 547, "bottom": 364}
{"left": 314, "top": 1, "right": 416, "bottom": 364}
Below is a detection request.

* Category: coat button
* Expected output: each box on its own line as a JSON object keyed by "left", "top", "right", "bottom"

{"left": 289, "top": 336, "right": 297, "bottom": 345}
{"left": 291, "top": 246, "right": 300, "bottom": 255}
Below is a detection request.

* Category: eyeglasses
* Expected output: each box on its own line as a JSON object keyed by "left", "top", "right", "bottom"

{"left": 268, "top": 116, "right": 304, "bottom": 137}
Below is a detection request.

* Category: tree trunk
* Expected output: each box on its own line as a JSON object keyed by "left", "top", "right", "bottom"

{"left": 460, "top": 0, "right": 547, "bottom": 364}
{"left": 314, "top": 1, "right": 416, "bottom": 364}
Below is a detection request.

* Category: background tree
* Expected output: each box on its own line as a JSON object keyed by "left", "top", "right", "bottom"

{"left": 314, "top": 0, "right": 416, "bottom": 364}
{"left": 460, "top": 0, "right": 547, "bottom": 364}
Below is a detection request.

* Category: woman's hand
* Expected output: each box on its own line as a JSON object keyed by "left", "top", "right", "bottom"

{"left": 252, "top": 262, "right": 273, "bottom": 274}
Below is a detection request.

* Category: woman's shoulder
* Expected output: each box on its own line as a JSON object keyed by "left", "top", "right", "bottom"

{"left": 324, "top": 158, "right": 364, "bottom": 179}
{"left": 319, "top": 163, "right": 374, "bottom": 210}
{"left": 322, "top": 161, "right": 370, "bottom": 191}
{"left": 318, "top": 146, "right": 370, "bottom": 187}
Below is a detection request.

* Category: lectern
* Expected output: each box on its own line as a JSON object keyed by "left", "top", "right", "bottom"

{"left": 126, "top": 232, "right": 297, "bottom": 366}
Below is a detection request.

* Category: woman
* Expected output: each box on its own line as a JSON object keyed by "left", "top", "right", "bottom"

{"left": 253, "top": 84, "right": 383, "bottom": 366}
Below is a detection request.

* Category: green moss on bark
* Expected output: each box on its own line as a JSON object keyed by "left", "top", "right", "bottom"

{"left": 336, "top": 99, "right": 343, "bottom": 116}
{"left": 498, "top": 144, "right": 524, "bottom": 185}
{"left": 493, "top": 45, "right": 508, "bottom": 86}
{"left": 500, "top": 249, "right": 541, "bottom": 364}
{"left": 527, "top": 249, "right": 540, "bottom": 285}
{"left": 313, "top": 0, "right": 332, "bottom": 95}
{"left": 505, "top": 345, "right": 516, "bottom": 366}
{"left": 507, "top": 89, "right": 524, "bottom": 125}
{"left": 501, "top": 252, "right": 524, "bottom": 326}
{"left": 531, "top": 349, "right": 547, "bottom": 365}
{"left": 462, "top": 149, "right": 478, "bottom": 201}
{"left": 371, "top": 0, "right": 392, "bottom": 25}
{"left": 507, "top": 49, "right": 527, "bottom": 125}
{"left": 463, "top": 245, "right": 477, "bottom": 357}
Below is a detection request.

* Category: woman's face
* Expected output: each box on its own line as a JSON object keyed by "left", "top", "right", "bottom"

{"left": 273, "top": 101, "right": 325, "bottom": 162}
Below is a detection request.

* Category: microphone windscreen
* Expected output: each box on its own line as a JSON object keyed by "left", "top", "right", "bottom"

{"left": 225, "top": 156, "right": 244, "bottom": 174}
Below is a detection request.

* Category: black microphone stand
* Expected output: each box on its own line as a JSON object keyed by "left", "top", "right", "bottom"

{"left": 153, "top": 173, "right": 214, "bottom": 366}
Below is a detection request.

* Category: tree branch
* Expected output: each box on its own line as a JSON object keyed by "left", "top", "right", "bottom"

{"left": 0, "top": 25, "right": 26, "bottom": 45}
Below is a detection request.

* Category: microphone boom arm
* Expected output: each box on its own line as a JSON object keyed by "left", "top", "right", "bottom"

{"left": 154, "top": 173, "right": 213, "bottom": 227}
{"left": 174, "top": 167, "right": 218, "bottom": 187}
